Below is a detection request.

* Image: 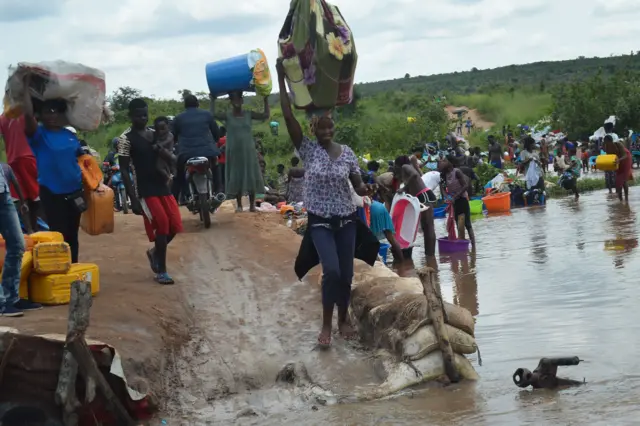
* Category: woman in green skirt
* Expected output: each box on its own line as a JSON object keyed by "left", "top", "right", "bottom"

{"left": 210, "top": 92, "right": 270, "bottom": 212}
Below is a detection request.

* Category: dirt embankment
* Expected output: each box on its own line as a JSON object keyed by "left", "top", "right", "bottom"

{"left": 8, "top": 203, "right": 353, "bottom": 422}
{"left": 445, "top": 105, "right": 494, "bottom": 130}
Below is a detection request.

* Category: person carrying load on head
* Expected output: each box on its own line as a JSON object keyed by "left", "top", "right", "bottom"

{"left": 210, "top": 92, "right": 269, "bottom": 212}
{"left": 0, "top": 111, "right": 42, "bottom": 231}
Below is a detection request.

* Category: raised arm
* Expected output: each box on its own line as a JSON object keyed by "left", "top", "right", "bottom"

{"left": 251, "top": 96, "right": 270, "bottom": 121}
{"left": 21, "top": 74, "right": 38, "bottom": 137}
{"left": 209, "top": 95, "right": 228, "bottom": 122}
{"left": 275, "top": 59, "right": 303, "bottom": 150}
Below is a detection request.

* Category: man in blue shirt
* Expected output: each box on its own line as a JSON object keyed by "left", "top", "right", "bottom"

{"left": 171, "top": 94, "right": 221, "bottom": 202}
{"left": 0, "top": 166, "right": 41, "bottom": 316}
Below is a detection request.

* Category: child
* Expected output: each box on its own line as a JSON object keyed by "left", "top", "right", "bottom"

{"left": 153, "top": 117, "right": 176, "bottom": 186}
{"left": 581, "top": 144, "right": 590, "bottom": 173}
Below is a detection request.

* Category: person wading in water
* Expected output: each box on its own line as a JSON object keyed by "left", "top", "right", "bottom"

{"left": 394, "top": 155, "right": 437, "bottom": 256}
{"left": 276, "top": 59, "right": 375, "bottom": 347}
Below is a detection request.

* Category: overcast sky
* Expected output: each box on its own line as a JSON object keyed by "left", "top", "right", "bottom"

{"left": 1, "top": 0, "right": 637, "bottom": 99}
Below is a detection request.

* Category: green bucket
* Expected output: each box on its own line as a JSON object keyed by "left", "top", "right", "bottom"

{"left": 470, "top": 199, "right": 483, "bottom": 215}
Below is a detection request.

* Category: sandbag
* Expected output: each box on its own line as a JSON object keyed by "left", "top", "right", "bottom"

{"left": 277, "top": 0, "right": 357, "bottom": 110}
{"left": 402, "top": 324, "right": 477, "bottom": 361}
{"left": 365, "top": 349, "right": 478, "bottom": 400}
{"left": 368, "top": 294, "right": 475, "bottom": 337}
{"left": 3, "top": 60, "right": 106, "bottom": 131}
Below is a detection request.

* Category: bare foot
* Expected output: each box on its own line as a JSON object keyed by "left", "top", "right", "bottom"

{"left": 249, "top": 205, "right": 257, "bottom": 213}
{"left": 338, "top": 321, "right": 358, "bottom": 341}
{"left": 317, "top": 326, "right": 332, "bottom": 348}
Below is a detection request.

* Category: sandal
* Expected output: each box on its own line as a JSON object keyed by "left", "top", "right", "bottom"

{"left": 317, "top": 333, "right": 332, "bottom": 349}
{"left": 146, "top": 249, "right": 159, "bottom": 273}
{"left": 155, "top": 272, "right": 175, "bottom": 285}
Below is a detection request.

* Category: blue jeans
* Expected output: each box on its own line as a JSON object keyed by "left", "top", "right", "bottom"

{"left": 309, "top": 217, "right": 357, "bottom": 310}
{"left": 0, "top": 191, "right": 25, "bottom": 309}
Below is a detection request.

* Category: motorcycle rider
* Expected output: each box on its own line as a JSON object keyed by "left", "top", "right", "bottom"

{"left": 171, "top": 94, "right": 221, "bottom": 204}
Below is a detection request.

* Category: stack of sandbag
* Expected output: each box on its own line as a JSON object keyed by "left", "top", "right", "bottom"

{"left": 350, "top": 261, "right": 478, "bottom": 366}
{"left": 277, "top": 0, "right": 357, "bottom": 111}
{"left": 3, "top": 60, "right": 107, "bottom": 131}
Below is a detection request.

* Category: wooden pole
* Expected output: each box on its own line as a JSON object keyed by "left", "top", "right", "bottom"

{"left": 417, "top": 267, "right": 460, "bottom": 383}
{"left": 56, "top": 280, "right": 93, "bottom": 426}
{"left": 67, "top": 334, "right": 135, "bottom": 426}
{"left": 55, "top": 281, "right": 134, "bottom": 426}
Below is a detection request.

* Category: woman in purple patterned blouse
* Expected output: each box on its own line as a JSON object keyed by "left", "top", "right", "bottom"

{"left": 276, "top": 59, "right": 375, "bottom": 347}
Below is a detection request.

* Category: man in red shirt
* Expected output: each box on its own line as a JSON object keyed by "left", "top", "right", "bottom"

{"left": 216, "top": 126, "right": 226, "bottom": 193}
{"left": 0, "top": 114, "right": 41, "bottom": 229}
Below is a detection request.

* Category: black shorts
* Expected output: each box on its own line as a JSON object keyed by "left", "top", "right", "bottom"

{"left": 453, "top": 197, "right": 472, "bottom": 229}
{"left": 417, "top": 189, "right": 437, "bottom": 205}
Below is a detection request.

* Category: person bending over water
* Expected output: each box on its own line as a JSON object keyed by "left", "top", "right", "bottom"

{"left": 604, "top": 134, "right": 632, "bottom": 201}
{"left": 439, "top": 158, "right": 476, "bottom": 248}
{"left": 277, "top": 59, "right": 375, "bottom": 346}
{"left": 394, "top": 155, "right": 437, "bottom": 256}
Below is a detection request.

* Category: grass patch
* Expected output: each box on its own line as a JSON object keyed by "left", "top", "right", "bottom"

{"left": 450, "top": 90, "right": 552, "bottom": 129}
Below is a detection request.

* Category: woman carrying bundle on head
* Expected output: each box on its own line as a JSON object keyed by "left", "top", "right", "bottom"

{"left": 276, "top": 59, "right": 377, "bottom": 347}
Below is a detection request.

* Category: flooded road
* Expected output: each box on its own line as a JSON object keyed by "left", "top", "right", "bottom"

{"left": 167, "top": 189, "right": 640, "bottom": 425}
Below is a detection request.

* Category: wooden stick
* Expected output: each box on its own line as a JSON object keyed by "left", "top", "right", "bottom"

{"left": 417, "top": 267, "right": 460, "bottom": 383}
{"left": 67, "top": 334, "right": 135, "bottom": 426}
{"left": 56, "top": 281, "right": 94, "bottom": 426}
{"left": 0, "top": 337, "right": 16, "bottom": 387}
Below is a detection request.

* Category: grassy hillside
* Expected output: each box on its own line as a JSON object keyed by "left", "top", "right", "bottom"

{"left": 354, "top": 53, "right": 640, "bottom": 96}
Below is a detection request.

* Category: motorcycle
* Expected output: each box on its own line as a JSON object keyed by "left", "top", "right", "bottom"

{"left": 184, "top": 157, "right": 225, "bottom": 229}
{"left": 110, "top": 164, "right": 133, "bottom": 214}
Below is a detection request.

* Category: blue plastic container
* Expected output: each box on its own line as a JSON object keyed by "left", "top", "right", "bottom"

{"left": 433, "top": 206, "right": 447, "bottom": 218}
{"left": 206, "top": 54, "right": 254, "bottom": 96}
{"left": 378, "top": 243, "right": 391, "bottom": 264}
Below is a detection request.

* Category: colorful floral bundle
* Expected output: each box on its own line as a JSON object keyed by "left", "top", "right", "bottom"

{"left": 277, "top": 0, "right": 357, "bottom": 110}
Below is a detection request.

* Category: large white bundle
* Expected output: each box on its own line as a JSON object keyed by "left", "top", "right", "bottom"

{"left": 4, "top": 60, "right": 106, "bottom": 131}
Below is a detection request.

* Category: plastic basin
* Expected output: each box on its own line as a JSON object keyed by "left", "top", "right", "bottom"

{"left": 438, "top": 237, "right": 470, "bottom": 253}
{"left": 378, "top": 243, "right": 390, "bottom": 264}
{"left": 482, "top": 192, "right": 511, "bottom": 213}
{"left": 433, "top": 206, "right": 447, "bottom": 218}
{"left": 595, "top": 154, "right": 618, "bottom": 171}
{"left": 469, "top": 199, "right": 483, "bottom": 215}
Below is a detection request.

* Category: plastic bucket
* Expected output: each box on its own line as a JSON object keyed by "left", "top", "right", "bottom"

{"left": 595, "top": 154, "right": 618, "bottom": 171}
{"left": 378, "top": 243, "right": 390, "bottom": 264}
{"left": 206, "top": 49, "right": 272, "bottom": 97}
{"left": 433, "top": 206, "right": 447, "bottom": 218}
{"left": 438, "top": 237, "right": 470, "bottom": 253}
{"left": 469, "top": 200, "right": 483, "bottom": 215}
{"left": 482, "top": 192, "right": 511, "bottom": 213}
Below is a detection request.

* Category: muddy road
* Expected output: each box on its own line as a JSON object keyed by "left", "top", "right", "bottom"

{"left": 163, "top": 189, "right": 640, "bottom": 425}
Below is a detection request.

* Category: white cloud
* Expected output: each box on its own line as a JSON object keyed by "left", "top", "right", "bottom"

{"left": 0, "top": 0, "right": 637, "bottom": 99}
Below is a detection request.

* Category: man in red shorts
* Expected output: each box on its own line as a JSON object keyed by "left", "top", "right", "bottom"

{"left": 0, "top": 113, "right": 41, "bottom": 229}
{"left": 117, "top": 98, "right": 182, "bottom": 285}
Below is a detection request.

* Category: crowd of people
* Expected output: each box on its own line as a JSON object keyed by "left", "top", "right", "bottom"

{"left": 1, "top": 66, "right": 633, "bottom": 343}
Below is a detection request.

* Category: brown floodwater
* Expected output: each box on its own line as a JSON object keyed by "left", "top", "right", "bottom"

{"left": 167, "top": 189, "right": 640, "bottom": 425}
